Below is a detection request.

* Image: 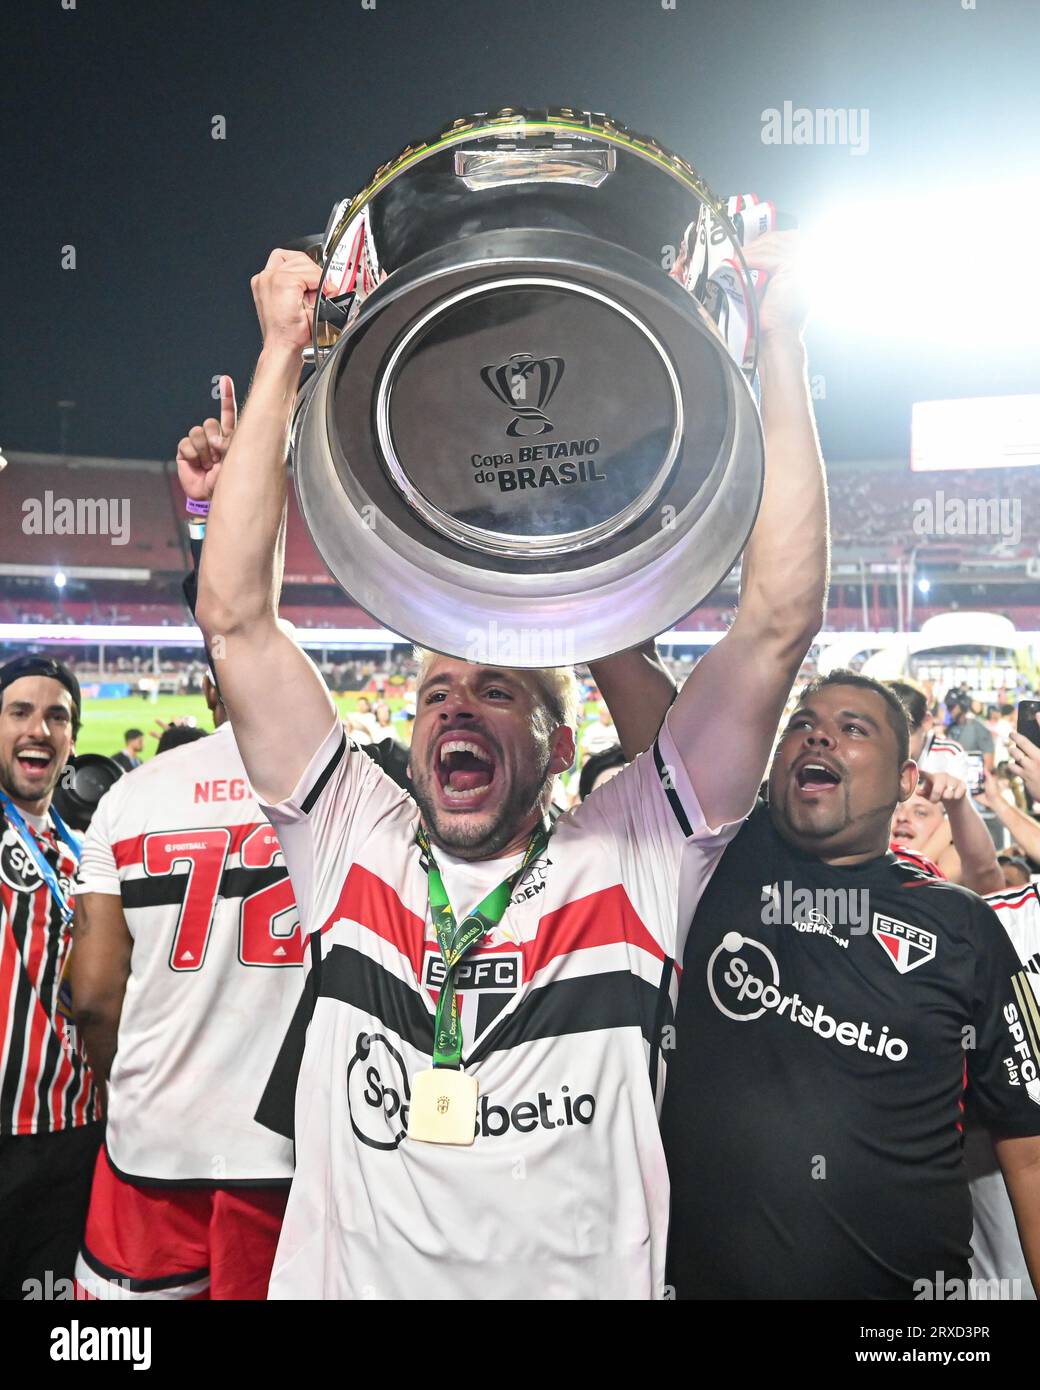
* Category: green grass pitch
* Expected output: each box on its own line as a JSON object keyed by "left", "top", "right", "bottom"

{"left": 74, "top": 694, "right": 603, "bottom": 768}
{"left": 73, "top": 693, "right": 404, "bottom": 761}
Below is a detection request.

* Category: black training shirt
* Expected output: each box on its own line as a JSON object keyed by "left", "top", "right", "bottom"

{"left": 661, "top": 802, "right": 1040, "bottom": 1300}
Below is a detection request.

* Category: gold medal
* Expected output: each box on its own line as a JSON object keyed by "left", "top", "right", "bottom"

{"left": 407, "top": 1067, "right": 479, "bottom": 1146}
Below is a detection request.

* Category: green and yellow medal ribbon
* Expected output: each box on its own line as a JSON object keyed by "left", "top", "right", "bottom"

{"left": 416, "top": 820, "right": 549, "bottom": 1069}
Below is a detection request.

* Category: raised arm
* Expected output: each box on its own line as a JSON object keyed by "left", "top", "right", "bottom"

{"left": 666, "top": 233, "right": 828, "bottom": 825}
{"left": 980, "top": 771, "right": 1040, "bottom": 864}
{"left": 918, "top": 771, "right": 1004, "bottom": 896}
{"left": 588, "top": 641, "right": 676, "bottom": 760}
{"left": 193, "top": 251, "right": 337, "bottom": 804}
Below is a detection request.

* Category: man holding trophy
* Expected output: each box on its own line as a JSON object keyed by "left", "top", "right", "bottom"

{"left": 188, "top": 111, "right": 827, "bottom": 1298}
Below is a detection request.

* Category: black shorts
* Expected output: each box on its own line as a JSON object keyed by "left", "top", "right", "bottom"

{"left": 0, "top": 1122, "right": 102, "bottom": 1300}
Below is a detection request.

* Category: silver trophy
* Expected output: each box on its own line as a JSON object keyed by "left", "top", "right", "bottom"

{"left": 290, "top": 107, "right": 765, "bottom": 667}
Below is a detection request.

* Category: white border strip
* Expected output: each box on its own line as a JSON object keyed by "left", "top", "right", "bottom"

{"left": 2, "top": 623, "right": 1038, "bottom": 652}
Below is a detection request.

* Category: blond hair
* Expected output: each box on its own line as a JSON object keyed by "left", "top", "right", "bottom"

{"left": 413, "top": 647, "right": 580, "bottom": 733}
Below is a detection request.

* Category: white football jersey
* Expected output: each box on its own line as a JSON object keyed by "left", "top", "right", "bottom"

{"left": 580, "top": 718, "right": 620, "bottom": 759}
{"left": 919, "top": 730, "right": 972, "bottom": 784}
{"left": 75, "top": 723, "right": 304, "bottom": 1184}
{"left": 969, "top": 882, "right": 1040, "bottom": 1297}
{"left": 258, "top": 712, "right": 741, "bottom": 1300}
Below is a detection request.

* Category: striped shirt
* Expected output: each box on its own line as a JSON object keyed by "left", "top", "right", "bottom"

{"left": 920, "top": 731, "right": 972, "bottom": 783}
{"left": 966, "top": 881, "right": 1040, "bottom": 1297}
{"left": 989, "top": 881, "right": 1040, "bottom": 979}
{"left": 890, "top": 843, "right": 946, "bottom": 879}
{"left": 0, "top": 806, "right": 99, "bottom": 1135}
{"left": 258, "top": 712, "right": 740, "bottom": 1300}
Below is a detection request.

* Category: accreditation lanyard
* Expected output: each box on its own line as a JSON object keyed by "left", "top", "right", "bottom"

{"left": 416, "top": 820, "right": 548, "bottom": 1069}
{"left": 0, "top": 791, "right": 81, "bottom": 925}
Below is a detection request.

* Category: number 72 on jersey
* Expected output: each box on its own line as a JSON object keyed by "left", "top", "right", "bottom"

{"left": 142, "top": 825, "right": 304, "bottom": 971}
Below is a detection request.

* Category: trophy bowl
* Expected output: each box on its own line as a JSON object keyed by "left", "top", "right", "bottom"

{"left": 290, "top": 107, "right": 765, "bottom": 668}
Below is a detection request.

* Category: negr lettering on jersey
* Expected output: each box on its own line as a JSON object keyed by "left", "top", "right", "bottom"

{"left": 74, "top": 722, "right": 303, "bottom": 1184}
{"left": 194, "top": 778, "right": 251, "bottom": 803}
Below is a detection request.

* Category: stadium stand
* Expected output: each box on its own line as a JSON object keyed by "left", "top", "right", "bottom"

{"left": 2, "top": 451, "right": 1038, "bottom": 639}
{"left": 3, "top": 455, "right": 188, "bottom": 572}
{"left": 3, "top": 452, "right": 334, "bottom": 584}
{"left": 283, "top": 496, "right": 335, "bottom": 586}
{"left": 0, "top": 599, "right": 381, "bottom": 628}
{"left": 828, "top": 457, "right": 1040, "bottom": 559}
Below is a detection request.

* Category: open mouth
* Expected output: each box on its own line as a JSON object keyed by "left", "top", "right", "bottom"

{"left": 435, "top": 736, "right": 497, "bottom": 806}
{"left": 15, "top": 746, "right": 55, "bottom": 779}
{"left": 795, "top": 761, "right": 842, "bottom": 793}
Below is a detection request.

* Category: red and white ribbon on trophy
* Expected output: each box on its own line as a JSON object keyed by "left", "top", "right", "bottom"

{"left": 321, "top": 199, "right": 384, "bottom": 319}
{"left": 671, "top": 192, "right": 776, "bottom": 371}
{"left": 327, "top": 186, "right": 777, "bottom": 373}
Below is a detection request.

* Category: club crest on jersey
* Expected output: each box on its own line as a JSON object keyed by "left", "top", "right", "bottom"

{"left": 1, "top": 832, "right": 45, "bottom": 893}
{"left": 423, "top": 952, "right": 520, "bottom": 993}
{"left": 871, "top": 913, "right": 937, "bottom": 974}
{"left": 423, "top": 950, "right": 520, "bottom": 1038}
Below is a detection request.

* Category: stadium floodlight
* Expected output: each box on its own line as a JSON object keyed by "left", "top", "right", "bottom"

{"left": 53, "top": 571, "right": 67, "bottom": 590}
{"left": 918, "top": 577, "right": 931, "bottom": 596}
{"left": 803, "top": 177, "right": 1040, "bottom": 347}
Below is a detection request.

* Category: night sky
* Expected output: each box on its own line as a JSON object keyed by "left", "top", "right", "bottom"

{"left": 5, "top": 0, "right": 1039, "bottom": 465}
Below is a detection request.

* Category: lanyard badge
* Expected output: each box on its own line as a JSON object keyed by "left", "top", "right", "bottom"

{"left": 407, "top": 820, "right": 548, "bottom": 1146}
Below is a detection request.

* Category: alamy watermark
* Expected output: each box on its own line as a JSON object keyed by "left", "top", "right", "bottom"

{"left": 761, "top": 881, "right": 870, "bottom": 938}
{"left": 912, "top": 492, "right": 1021, "bottom": 545}
{"left": 913, "top": 1271, "right": 1022, "bottom": 1300}
{"left": 465, "top": 620, "right": 576, "bottom": 668}
{"left": 761, "top": 101, "right": 869, "bottom": 156}
{"left": 50, "top": 1320, "right": 151, "bottom": 1370}
{"left": 22, "top": 491, "right": 130, "bottom": 546}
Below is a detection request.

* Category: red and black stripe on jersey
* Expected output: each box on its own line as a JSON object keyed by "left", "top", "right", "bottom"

{"left": 257, "top": 864, "right": 677, "bottom": 1142}
{"left": 0, "top": 820, "right": 99, "bottom": 1134}
{"left": 890, "top": 844, "right": 946, "bottom": 880}
{"left": 928, "top": 738, "right": 964, "bottom": 756}
{"left": 986, "top": 882, "right": 1040, "bottom": 916}
{"left": 987, "top": 883, "right": 1040, "bottom": 979}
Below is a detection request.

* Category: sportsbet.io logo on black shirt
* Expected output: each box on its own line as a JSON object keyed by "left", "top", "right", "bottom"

{"left": 708, "top": 930, "right": 909, "bottom": 1062}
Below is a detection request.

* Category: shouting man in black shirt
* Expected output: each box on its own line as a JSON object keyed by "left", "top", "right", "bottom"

{"left": 659, "top": 669, "right": 1040, "bottom": 1300}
